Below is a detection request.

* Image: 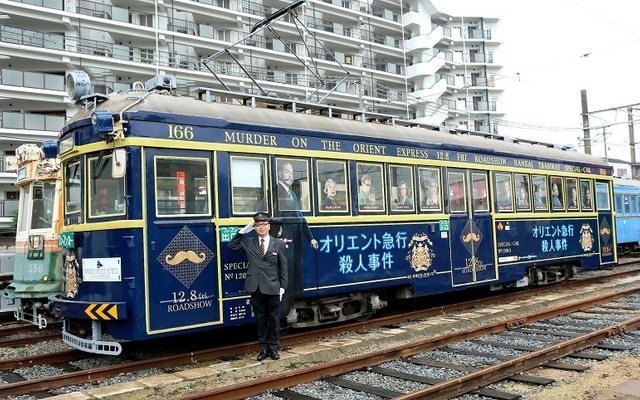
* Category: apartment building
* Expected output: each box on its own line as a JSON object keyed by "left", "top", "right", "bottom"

{"left": 0, "top": 0, "right": 503, "bottom": 233}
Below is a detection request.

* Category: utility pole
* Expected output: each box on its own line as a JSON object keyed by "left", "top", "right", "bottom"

{"left": 630, "top": 107, "right": 637, "bottom": 178}
{"left": 602, "top": 127, "right": 608, "bottom": 163}
{"left": 580, "top": 89, "right": 592, "bottom": 154}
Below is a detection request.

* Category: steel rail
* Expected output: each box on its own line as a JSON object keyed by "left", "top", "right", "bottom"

{"left": 0, "top": 266, "right": 638, "bottom": 398}
{"left": 0, "top": 331, "right": 60, "bottom": 347}
{"left": 395, "top": 314, "right": 640, "bottom": 400}
{"left": 177, "top": 286, "right": 640, "bottom": 400}
{"left": 0, "top": 349, "right": 86, "bottom": 371}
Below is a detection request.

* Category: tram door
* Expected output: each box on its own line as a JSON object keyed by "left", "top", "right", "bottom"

{"left": 447, "top": 169, "right": 497, "bottom": 286}
{"left": 595, "top": 180, "right": 616, "bottom": 265}
{"left": 144, "top": 149, "right": 221, "bottom": 333}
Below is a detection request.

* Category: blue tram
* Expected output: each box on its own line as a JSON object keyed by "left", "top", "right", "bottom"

{"left": 613, "top": 178, "right": 640, "bottom": 254}
{"left": 48, "top": 73, "right": 616, "bottom": 355}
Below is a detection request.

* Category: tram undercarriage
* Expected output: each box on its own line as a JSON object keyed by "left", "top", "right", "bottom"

{"left": 528, "top": 264, "right": 577, "bottom": 285}
{"left": 286, "top": 292, "right": 387, "bottom": 328}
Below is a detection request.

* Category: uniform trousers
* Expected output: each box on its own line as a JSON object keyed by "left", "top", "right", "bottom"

{"left": 250, "top": 290, "right": 281, "bottom": 352}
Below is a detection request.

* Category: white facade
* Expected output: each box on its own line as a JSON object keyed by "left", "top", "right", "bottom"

{"left": 0, "top": 0, "right": 503, "bottom": 233}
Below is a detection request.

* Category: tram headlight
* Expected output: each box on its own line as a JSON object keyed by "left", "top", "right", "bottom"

{"left": 42, "top": 275, "right": 49, "bottom": 282}
{"left": 42, "top": 141, "right": 58, "bottom": 159}
{"left": 92, "top": 110, "right": 114, "bottom": 133}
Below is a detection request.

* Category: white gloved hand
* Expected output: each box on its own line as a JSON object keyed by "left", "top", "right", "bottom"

{"left": 279, "top": 288, "right": 285, "bottom": 301}
{"left": 239, "top": 220, "right": 255, "bottom": 234}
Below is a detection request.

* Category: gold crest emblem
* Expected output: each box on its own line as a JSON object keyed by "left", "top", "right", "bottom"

{"left": 579, "top": 223, "right": 594, "bottom": 252}
{"left": 405, "top": 233, "right": 436, "bottom": 272}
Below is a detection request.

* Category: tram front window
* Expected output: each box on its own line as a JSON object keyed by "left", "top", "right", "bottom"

{"left": 65, "top": 160, "right": 81, "bottom": 215}
{"left": 31, "top": 182, "right": 56, "bottom": 229}
{"left": 89, "top": 155, "right": 126, "bottom": 218}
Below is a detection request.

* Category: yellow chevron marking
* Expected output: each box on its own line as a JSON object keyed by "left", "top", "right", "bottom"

{"left": 84, "top": 304, "right": 98, "bottom": 320}
{"left": 96, "top": 304, "right": 110, "bottom": 319}
{"left": 107, "top": 305, "right": 118, "bottom": 320}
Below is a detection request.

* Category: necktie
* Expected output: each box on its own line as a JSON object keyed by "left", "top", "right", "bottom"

{"left": 260, "top": 238, "right": 265, "bottom": 256}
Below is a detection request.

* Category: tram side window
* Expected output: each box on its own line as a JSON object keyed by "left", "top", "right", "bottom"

{"left": 532, "top": 175, "right": 549, "bottom": 211}
{"left": 625, "top": 195, "right": 631, "bottom": 214}
{"left": 615, "top": 194, "right": 623, "bottom": 214}
{"left": 274, "top": 158, "right": 311, "bottom": 213}
{"left": 89, "top": 155, "right": 126, "bottom": 218}
{"left": 31, "top": 182, "right": 56, "bottom": 229}
{"left": 356, "top": 163, "right": 384, "bottom": 212}
{"left": 472, "top": 173, "right": 489, "bottom": 212}
{"left": 418, "top": 168, "right": 441, "bottom": 212}
{"left": 580, "top": 179, "right": 593, "bottom": 210}
{"left": 389, "top": 165, "right": 415, "bottom": 212}
{"left": 316, "top": 160, "right": 348, "bottom": 212}
{"left": 155, "top": 157, "right": 210, "bottom": 216}
{"left": 65, "top": 160, "right": 81, "bottom": 214}
{"left": 495, "top": 173, "right": 513, "bottom": 212}
{"left": 17, "top": 185, "right": 31, "bottom": 233}
{"left": 595, "top": 182, "right": 611, "bottom": 210}
{"left": 514, "top": 174, "right": 531, "bottom": 212}
{"left": 230, "top": 156, "right": 267, "bottom": 215}
{"left": 550, "top": 176, "right": 564, "bottom": 210}
{"left": 447, "top": 171, "right": 466, "bottom": 213}
{"left": 566, "top": 178, "right": 579, "bottom": 211}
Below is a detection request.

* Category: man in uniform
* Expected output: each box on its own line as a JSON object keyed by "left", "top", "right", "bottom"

{"left": 229, "top": 212, "right": 288, "bottom": 361}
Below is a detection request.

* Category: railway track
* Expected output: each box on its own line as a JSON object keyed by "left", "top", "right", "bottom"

{"left": 181, "top": 286, "right": 640, "bottom": 400}
{"left": 1, "top": 265, "right": 640, "bottom": 399}
{"left": 0, "top": 320, "right": 61, "bottom": 347}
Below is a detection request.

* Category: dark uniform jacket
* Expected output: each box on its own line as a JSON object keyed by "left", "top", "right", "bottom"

{"left": 229, "top": 233, "right": 288, "bottom": 295}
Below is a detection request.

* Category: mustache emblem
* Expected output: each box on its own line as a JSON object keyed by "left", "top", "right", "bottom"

{"left": 166, "top": 250, "right": 206, "bottom": 265}
{"left": 462, "top": 232, "right": 481, "bottom": 243}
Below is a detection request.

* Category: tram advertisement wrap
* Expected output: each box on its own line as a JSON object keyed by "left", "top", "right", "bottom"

{"left": 495, "top": 218, "right": 601, "bottom": 266}
{"left": 220, "top": 220, "right": 499, "bottom": 324}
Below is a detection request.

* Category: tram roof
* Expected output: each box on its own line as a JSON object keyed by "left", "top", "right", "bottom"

{"left": 613, "top": 178, "right": 640, "bottom": 188}
{"left": 75, "top": 89, "right": 609, "bottom": 170}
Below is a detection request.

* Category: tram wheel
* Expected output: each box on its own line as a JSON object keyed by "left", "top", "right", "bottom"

{"left": 355, "top": 312, "right": 373, "bottom": 322}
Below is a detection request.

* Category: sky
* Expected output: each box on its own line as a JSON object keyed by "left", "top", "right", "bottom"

{"left": 432, "top": 0, "right": 640, "bottom": 162}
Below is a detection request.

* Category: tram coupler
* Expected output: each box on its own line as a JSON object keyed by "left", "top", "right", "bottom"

{"left": 13, "top": 303, "right": 48, "bottom": 329}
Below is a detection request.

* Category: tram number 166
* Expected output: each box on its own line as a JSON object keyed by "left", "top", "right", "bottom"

{"left": 168, "top": 125, "right": 194, "bottom": 140}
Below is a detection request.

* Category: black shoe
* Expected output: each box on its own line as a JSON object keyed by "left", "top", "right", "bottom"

{"left": 269, "top": 350, "right": 280, "bottom": 360}
{"left": 257, "top": 351, "right": 268, "bottom": 361}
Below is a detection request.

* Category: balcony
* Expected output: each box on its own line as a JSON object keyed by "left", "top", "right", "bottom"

{"left": 406, "top": 58, "right": 444, "bottom": 79}
{"left": 464, "top": 28, "right": 492, "bottom": 40}
{"left": 404, "top": 26, "right": 445, "bottom": 55}
{"left": 470, "top": 100, "right": 497, "bottom": 112}
{"left": 466, "top": 52, "right": 494, "bottom": 64}
{"left": 0, "top": 199, "right": 18, "bottom": 230}
{"left": 1, "top": 111, "right": 65, "bottom": 132}
{"left": 411, "top": 79, "right": 447, "bottom": 105}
